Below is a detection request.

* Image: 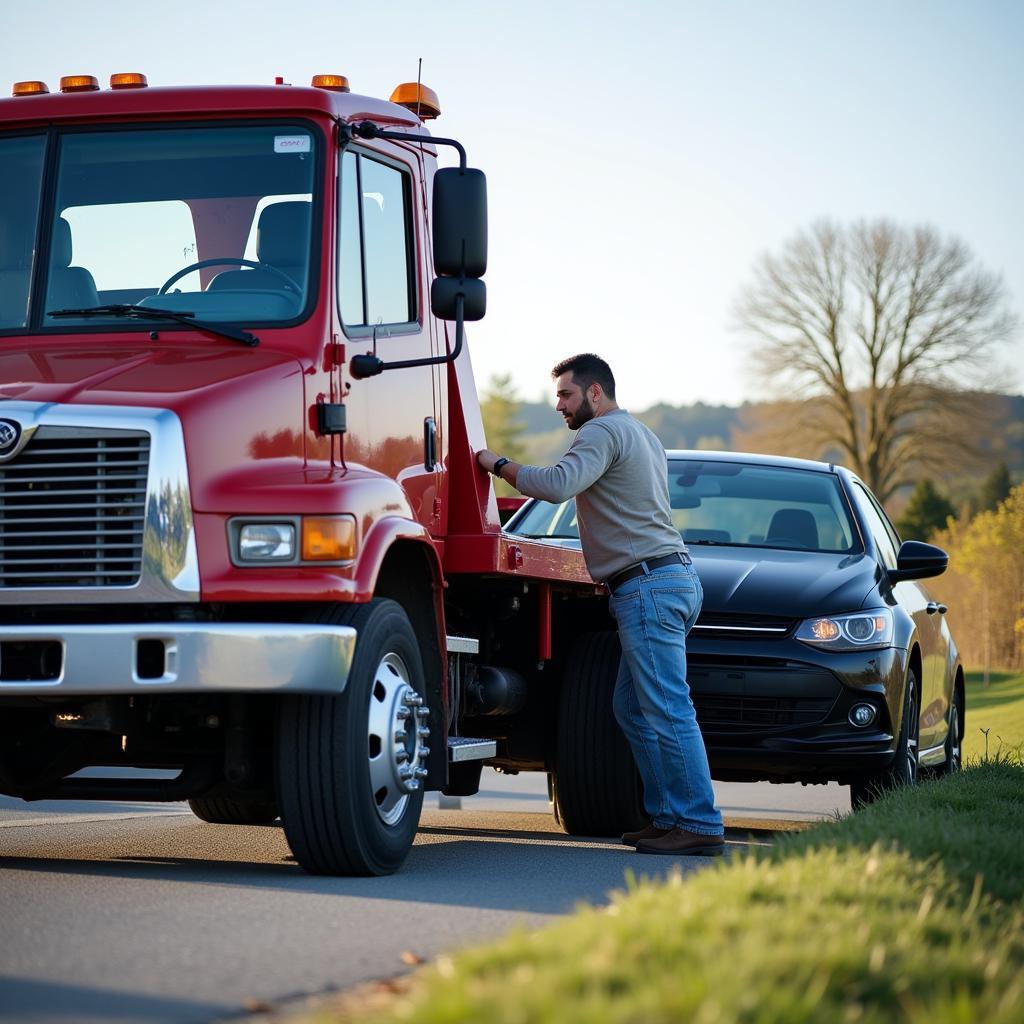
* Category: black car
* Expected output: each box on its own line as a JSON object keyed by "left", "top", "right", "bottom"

{"left": 505, "top": 450, "right": 964, "bottom": 807}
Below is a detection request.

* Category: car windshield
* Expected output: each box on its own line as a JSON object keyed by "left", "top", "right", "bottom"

{"left": 507, "top": 459, "right": 860, "bottom": 554}
{"left": 0, "top": 123, "right": 319, "bottom": 333}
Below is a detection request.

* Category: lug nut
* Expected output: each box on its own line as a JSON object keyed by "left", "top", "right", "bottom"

{"left": 406, "top": 779, "right": 421, "bottom": 791}
{"left": 415, "top": 707, "right": 429, "bottom": 719}
{"left": 414, "top": 766, "right": 428, "bottom": 780}
{"left": 417, "top": 726, "right": 431, "bottom": 739}
{"left": 419, "top": 746, "right": 430, "bottom": 758}
{"left": 399, "top": 765, "right": 414, "bottom": 779}
{"left": 396, "top": 706, "right": 411, "bottom": 720}
{"left": 396, "top": 749, "right": 409, "bottom": 763}
{"left": 403, "top": 693, "right": 424, "bottom": 707}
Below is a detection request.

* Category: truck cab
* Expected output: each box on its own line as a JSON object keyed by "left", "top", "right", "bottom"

{"left": 0, "top": 73, "right": 631, "bottom": 875}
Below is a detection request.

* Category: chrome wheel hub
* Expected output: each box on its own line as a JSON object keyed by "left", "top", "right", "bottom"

{"left": 366, "top": 652, "right": 430, "bottom": 825}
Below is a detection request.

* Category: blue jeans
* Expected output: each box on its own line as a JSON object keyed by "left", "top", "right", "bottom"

{"left": 609, "top": 563, "right": 723, "bottom": 835}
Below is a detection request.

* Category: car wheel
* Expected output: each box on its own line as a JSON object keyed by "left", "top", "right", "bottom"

{"left": 277, "top": 599, "right": 428, "bottom": 876}
{"left": 188, "top": 795, "right": 279, "bottom": 825}
{"left": 551, "top": 631, "right": 646, "bottom": 836}
{"left": 935, "top": 685, "right": 964, "bottom": 777}
{"left": 850, "top": 666, "right": 920, "bottom": 809}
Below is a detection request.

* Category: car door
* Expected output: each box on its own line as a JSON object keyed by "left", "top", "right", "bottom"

{"left": 853, "top": 483, "right": 945, "bottom": 751}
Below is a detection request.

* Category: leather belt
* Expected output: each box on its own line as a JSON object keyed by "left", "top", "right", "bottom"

{"left": 607, "top": 551, "right": 692, "bottom": 593}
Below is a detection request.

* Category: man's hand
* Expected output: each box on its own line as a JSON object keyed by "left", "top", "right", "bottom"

{"left": 477, "top": 448, "right": 500, "bottom": 474}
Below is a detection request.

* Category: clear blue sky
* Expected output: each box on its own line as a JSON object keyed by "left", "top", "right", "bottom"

{"left": 5, "top": 0, "right": 1022, "bottom": 409}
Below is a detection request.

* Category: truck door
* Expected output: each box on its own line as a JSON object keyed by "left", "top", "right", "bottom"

{"left": 337, "top": 146, "right": 441, "bottom": 534}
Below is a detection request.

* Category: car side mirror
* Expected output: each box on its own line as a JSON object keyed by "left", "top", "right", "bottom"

{"left": 888, "top": 540, "right": 949, "bottom": 583}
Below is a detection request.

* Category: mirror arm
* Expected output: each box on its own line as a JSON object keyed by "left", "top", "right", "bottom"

{"left": 340, "top": 121, "right": 467, "bottom": 171}
{"left": 350, "top": 294, "right": 464, "bottom": 380}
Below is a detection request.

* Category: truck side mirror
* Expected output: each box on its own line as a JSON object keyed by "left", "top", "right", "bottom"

{"left": 432, "top": 167, "right": 487, "bottom": 278}
{"left": 431, "top": 277, "right": 486, "bottom": 321}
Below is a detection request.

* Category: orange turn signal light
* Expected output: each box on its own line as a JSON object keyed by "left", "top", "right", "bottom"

{"left": 12, "top": 80, "right": 49, "bottom": 97}
{"left": 301, "top": 516, "right": 356, "bottom": 561}
{"left": 311, "top": 74, "right": 350, "bottom": 92}
{"left": 60, "top": 75, "right": 100, "bottom": 93}
{"left": 110, "top": 72, "right": 148, "bottom": 90}
{"left": 389, "top": 82, "right": 440, "bottom": 120}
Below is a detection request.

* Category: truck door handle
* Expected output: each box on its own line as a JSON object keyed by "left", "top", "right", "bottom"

{"left": 423, "top": 416, "right": 437, "bottom": 471}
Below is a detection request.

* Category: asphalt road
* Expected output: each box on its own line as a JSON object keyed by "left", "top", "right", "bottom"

{"left": 0, "top": 772, "right": 849, "bottom": 1024}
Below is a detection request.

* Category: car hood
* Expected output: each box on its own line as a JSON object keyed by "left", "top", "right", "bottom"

{"left": 690, "top": 546, "right": 880, "bottom": 618}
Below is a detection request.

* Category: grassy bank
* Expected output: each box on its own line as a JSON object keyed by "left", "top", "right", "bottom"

{"left": 323, "top": 760, "right": 1024, "bottom": 1024}
{"left": 964, "top": 671, "right": 1024, "bottom": 760}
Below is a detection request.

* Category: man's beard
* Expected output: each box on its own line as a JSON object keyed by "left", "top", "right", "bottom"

{"left": 566, "top": 394, "right": 595, "bottom": 430}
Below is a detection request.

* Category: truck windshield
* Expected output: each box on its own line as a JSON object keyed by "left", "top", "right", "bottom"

{"left": 0, "top": 122, "right": 319, "bottom": 333}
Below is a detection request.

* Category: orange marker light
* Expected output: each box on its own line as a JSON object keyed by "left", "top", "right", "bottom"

{"left": 60, "top": 75, "right": 99, "bottom": 93}
{"left": 311, "top": 74, "right": 350, "bottom": 92}
{"left": 110, "top": 72, "right": 148, "bottom": 89}
{"left": 301, "top": 516, "right": 356, "bottom": 561}
{"left": 12, "top": 80, "right": 49, "bottom": 96}
{"left": 389, "top": 82, "right": 441, "bottom": 120}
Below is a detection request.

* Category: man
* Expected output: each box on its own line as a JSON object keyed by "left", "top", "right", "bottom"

{"left": 477, "top": 354, "right": 724, "bottom": 855}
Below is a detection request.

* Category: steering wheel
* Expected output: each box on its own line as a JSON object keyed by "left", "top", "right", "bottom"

{"left": 157, "top": 258, "right": 301, "bottom": 295}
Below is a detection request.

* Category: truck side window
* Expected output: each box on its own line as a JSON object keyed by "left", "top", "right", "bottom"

{"left": 338, "top": 151, "right": 414, "bottom": 329}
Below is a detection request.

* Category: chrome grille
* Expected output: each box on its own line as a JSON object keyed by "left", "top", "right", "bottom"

{"left": 692, "top": 612, "right": 797, "bottom": 639}
{"left": 0, "top": 427, "right": 149, "bottom": 588}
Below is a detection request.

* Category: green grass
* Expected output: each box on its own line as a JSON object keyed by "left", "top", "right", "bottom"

{"left": 964, "top": 671, "right": 1024, "bottom": 761}
{"left": 329, "top": 761, "right": 1024, "bottom": 1024}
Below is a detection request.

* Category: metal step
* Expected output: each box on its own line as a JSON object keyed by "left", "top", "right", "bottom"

{"left": 446, "top": 635, "right": 479, "bottom": 654}
{"left": 447, "top": 736, "right": 496, "bottom": 762}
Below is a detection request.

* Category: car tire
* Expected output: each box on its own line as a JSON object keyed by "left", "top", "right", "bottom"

{"left": 276, "top": 599, "right": 427, "bottom": 876}
{"left": 850, "top": 666, "right": 920, "bottom": 809}
{"left": 187, "top": 795, "right": 279, "bottom": 825}
{"left": 551, "top": 631, "right": 646, "bottom": 836}
{"left": 933, "top": 684, "right": 964, "bottom": 777}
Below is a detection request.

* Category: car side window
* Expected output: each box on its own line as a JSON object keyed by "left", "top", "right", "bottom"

{"left": 337, "top": 150, "right": 415, "bottom": 329}
{"left": 852, "top": 483, "right": 899, "bottom": 569}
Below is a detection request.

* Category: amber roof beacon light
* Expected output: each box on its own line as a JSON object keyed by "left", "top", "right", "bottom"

{"left": 110, "top": 73, "right": 148, "bottom": 89}
{"left": 311, "top": 74, "right": 350, "bottom": 92}
{"left": 12, "top": 80, "right": 49, "bottom": 96}
{"left": 60, "top": 75, "right": 100, "bottom": 93}
{"left": 390, "top": 82, "right": 441, "bottom": 120}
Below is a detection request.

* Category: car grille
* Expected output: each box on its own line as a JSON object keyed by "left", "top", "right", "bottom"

{"left": 694, "top": 693, "right": 835, "bottom": 732}
{"left": 691, "top": 612, "right": 797, "bottom": 639}
{"left": 0, "top": 427, "right": 150, "bottom": 588}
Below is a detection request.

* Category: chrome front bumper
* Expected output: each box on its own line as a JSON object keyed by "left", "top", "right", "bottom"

{"left": 0, "top": 623, "right": 356, "bottom": 696}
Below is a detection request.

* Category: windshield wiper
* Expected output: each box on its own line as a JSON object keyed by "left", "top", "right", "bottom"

{"left": 47, "top": 304, "right": 259, "bottom": 347}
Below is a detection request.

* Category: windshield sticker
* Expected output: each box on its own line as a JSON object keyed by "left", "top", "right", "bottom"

{"left": 274, "top": 135, "right": 311, "bottom": 154}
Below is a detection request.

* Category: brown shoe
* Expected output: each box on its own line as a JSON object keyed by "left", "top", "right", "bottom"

{"left": 635, "top": 827, "right": 725, "bottom": 856}
{"left": 621, "top": 823, "right": 672, "bottom": 847}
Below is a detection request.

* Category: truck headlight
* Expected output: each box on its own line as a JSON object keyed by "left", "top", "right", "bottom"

{"left": 238, "top": 523, "right": 296, "bottom": 561}
{"left": 795, "top": 608, "right": 894, "bottom": 651}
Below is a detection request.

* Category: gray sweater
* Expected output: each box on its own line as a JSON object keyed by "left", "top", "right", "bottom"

{"left": 516, "top": 409, "right": 686, "bottom": 582}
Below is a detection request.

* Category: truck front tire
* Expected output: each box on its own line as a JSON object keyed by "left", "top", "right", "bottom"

{"left": 277, "top": 599, "right": 428, "bottom": 876}
{"left": 552, "top": 631, "right": 646, "bottom": 836}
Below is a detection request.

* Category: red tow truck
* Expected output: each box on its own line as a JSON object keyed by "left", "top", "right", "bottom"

{"left": 0, "top": 72, "right": 642, "bottom": 874}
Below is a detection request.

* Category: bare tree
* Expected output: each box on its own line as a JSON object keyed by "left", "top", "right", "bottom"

{"left": 735, "top": 220, "right": 1017, "bottom": 502}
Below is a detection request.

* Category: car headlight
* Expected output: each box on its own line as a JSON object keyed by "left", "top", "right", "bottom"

{"left": 795, "top": 608, "right": 894, "bottom": 651}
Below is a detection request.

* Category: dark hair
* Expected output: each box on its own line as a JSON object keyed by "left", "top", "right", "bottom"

{"left": 551, "top": 353, "right": 616, "bottom": 401}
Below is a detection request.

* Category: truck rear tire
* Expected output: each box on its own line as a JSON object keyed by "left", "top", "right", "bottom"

{"left": 187, "top": 796, "right": 279, "bottom": 825}
{"left": 552, "top": 631, "right": 646, "bottom": 836}
{"left": 277, "top": 599, "right": 428, "bottom": 876}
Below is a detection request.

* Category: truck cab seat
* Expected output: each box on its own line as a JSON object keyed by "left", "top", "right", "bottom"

{"left": 208, "top": 201, "right": 311, "bottom": 294}
{"left": 45, "top": 218, "right": 100, "bottom": 312}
